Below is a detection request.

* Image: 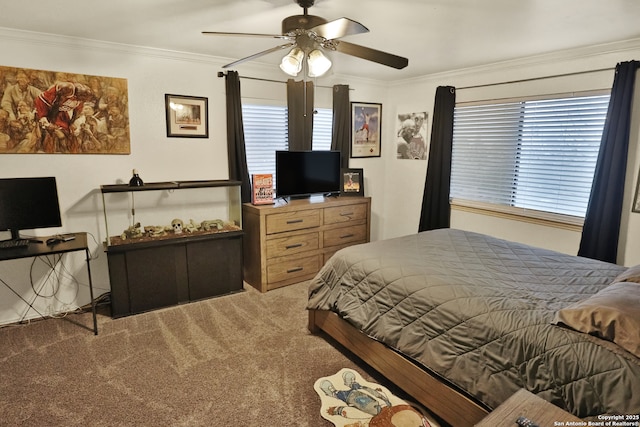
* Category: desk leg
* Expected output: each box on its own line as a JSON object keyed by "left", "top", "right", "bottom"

{"left": 85, "top": 248, "right": 98, "bottom": 335}
{"left": 0, "top": 276, "right": 48, "bottom": 320}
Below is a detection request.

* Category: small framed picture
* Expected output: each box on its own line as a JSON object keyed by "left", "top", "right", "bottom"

{"left": 341, "top": 168, "right": 364, "bottom": 197}
{"left": 633, "top": 174, "right": 640, "bottom": 213}
{"left": 351, "top": 102, "right": 382, "bottom": 158}
{"left": 165, "top": 94, "right": 209, "bottom": 138}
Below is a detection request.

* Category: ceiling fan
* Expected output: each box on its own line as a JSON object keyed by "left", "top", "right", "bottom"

{"left": 202, "top": 0, "right": 408, "bottom": 76}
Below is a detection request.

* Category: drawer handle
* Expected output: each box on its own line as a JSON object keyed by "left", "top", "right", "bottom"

{"left": 287, "top": 219, "right": 304, "bottom": 224}
{"left": 285, "top": 243, "right": 303, "bottom": 249}
{"left": 287, "top": 267, "right": 304, "bottom": 273}
{"left": 340, "top": 212, "right": 354, "bottom": 216}
{"left": 341, "top": 233, "right": 355, "bottom": 239}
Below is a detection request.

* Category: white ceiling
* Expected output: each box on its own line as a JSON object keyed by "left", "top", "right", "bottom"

{"left": 2, "top": 0, "right": 640, "bottom": 81}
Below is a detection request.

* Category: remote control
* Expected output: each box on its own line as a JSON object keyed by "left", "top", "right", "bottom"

{"left": 516, "top": 416, "right": 539, "bottom": 427}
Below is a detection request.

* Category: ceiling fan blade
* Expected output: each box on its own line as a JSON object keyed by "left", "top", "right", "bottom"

{"left": 221, "top": 42, "right": 296, "bottom": 68}
{"left": 202, "top": 31, "right": 291, "bottom": 40}
{"left": 333, "top": 40, "right": 408, "bottom": 69}
{"left": 310, "top": 17, "right": 368, "bottom": 40}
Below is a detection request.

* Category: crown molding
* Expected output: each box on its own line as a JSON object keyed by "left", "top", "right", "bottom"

{"left": 0, "top": 26, "right": 228, "bottom": 66}
{"left": 392, "top": 37, "right": 640, "bottom": 87}
{"left": 2, "top": 26, "right": 639, "bottom": 87}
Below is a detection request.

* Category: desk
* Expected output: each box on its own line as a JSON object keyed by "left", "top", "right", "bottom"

{"left": 0, "top": 232, "right": 97, "bottom": 335}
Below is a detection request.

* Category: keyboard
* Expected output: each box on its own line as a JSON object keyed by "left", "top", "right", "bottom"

{"left": 0, "top": 239, "right": 30, "bottom": 249}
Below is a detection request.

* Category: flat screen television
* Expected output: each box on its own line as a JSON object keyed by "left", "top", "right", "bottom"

{"left": 0, "top": 177, "right": 62, "bottom": 241}
{"left": 275, "top": 150, "right": 341, "bottom": 199}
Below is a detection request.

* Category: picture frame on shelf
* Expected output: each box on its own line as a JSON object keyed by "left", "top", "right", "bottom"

{"left": 165, "top": 94, "right": 209, "bottom": 138}
{"left": 340, "top": 168, "right": 364, "bottom": 197}
{"left": 351, "top": 102, "right": 382, "bottom": 158}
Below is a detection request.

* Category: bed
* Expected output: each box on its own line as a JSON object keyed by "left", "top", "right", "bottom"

{"left": 307, "top": 229, "right": 640, "bottom": 426}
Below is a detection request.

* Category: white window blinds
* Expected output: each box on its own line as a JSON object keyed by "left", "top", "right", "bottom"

{"left": 312, "top": 108, "right": 333, "bottom": 151}
{"left": 242, "top": 104, "right": 288, "bottom": 177}
{"left": 242, "top": 104, "right": 334, "bottom": 179}
{"left": 451, "top": 93, "right": 610, "bottom": 218}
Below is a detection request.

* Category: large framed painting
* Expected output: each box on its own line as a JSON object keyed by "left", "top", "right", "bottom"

{"left": 0, "top": 65, "right": 130, "bottom": 154}
{"left": 351, "top": 102, "right": 381, "bottom": 158}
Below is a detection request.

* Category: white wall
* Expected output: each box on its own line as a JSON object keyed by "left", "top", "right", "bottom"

{"left": 0, "top": 28, "right": 390, "bottom": 325}
{"left": 384, "top": 39, "right": 640, "bottom": 266}
{"left": 1, "top": 27, "right": 639, "bottom": 325}
{"left": 0, "top": 31, "right": 229, "bottom": 324}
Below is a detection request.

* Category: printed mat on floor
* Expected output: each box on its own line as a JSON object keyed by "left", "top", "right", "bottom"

{"left": 314, "top": 368, "right": 439, "bottom": 427}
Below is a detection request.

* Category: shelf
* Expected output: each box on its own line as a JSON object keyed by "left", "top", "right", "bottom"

{"left": 100, "top": 179, "right": 242, "bottom": 193}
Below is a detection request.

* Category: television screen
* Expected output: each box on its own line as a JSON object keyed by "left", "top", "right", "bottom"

{"left": 0, "top": 177, "right": 62, "bottom": 240}
{"left": 275, "top": 150, "right": 341, "bottom": 198}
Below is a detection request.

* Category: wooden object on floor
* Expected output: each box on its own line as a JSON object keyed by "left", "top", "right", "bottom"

{"left": 243, "top": 196, "right": 371, "bottom": 292}
{"left": 308, "top": 309, "right": 490, "bottom": 427}
{"left": 475, "top": 388, "right": 582, "bottom": 426}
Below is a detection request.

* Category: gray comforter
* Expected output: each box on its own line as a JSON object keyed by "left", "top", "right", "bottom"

{"left": 307, "top": 229, "right": 640, "bottom": 418}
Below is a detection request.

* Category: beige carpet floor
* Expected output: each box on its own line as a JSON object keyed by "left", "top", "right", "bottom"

{"left": 0, "top": 281, "right": 414, "bottom": 427}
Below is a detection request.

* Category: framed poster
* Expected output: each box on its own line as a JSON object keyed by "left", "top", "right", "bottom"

{"left": 351, "top": 102, "right": 381, "bottom": 158}
{"left": 396, "top": 111, "right": 428, "bottom": 160}
{"left": 165, "top": 94, "right": 209, "bottom": 138}
{"left": 340, "top": 168, "right": 364, "bottom": 197}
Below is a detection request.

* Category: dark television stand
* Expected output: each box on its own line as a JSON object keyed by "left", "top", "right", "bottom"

{"left": 0, "top": 232, "right": 98, "bottom": 335}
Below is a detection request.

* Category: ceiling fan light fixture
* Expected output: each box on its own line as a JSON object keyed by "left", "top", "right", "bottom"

{"left": 307, "top": 49, "right": 332, "bottom": 77}
{"left": 280, "top": 47, "right": 304, "bottom": 76}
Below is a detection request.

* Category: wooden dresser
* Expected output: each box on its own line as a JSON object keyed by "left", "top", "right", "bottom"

{"left": 242, "top": 196, "right": 371, "bottom": 292}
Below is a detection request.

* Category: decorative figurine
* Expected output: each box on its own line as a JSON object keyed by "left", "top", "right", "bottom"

{"left": 184, "top": 219, "right": 199, "bottom": 233}
{"left": 171, "top": 218, "right": 184, "bottom": 234}
{"left": 201, "top": 219, "right": 224, "bottom": 231}
{"left": 121, "top": 222, "right": 143, "bottom": 240}
{"left": 144, "top": 225, "right": 166, "bottom": 238}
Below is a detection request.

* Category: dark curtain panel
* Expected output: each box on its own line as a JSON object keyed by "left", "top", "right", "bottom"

{"left": 331, "top": 84, "right": 351, "bottom": 168}
{"left": 287, "top": 79, "right": 314, "bottom": 151}
{"left": 578, "top": 60, "right": 640, "bottom": 263}
{"left": 418, "top": 86, "right": 456, "bottom": 232}
{"left": 224, "top": 71, "right": 251, "bottom": 203}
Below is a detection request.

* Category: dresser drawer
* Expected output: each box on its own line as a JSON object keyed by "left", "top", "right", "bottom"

{"left": 267, "top": 254, "right": 321, "bottom": 284}
{"left": 266, "top": 210, "right": 321, "bottom": 234}
{"left": 324, "top": 203, "right": 368, "bottom": 225}
{"left": 266, "top": 232, "right": 319, "bottom": 259}
{"left": 323, "top": 224, "right": 367, "bottom": 248}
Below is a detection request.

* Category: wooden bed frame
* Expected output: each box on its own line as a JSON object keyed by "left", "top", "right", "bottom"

{"left": 308, "top": 309, "right": 490, "bottom": 427}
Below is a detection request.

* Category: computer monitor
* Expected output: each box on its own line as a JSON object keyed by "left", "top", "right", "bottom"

{"left": 0, "top": 177, "right": 62, "bottom": 241}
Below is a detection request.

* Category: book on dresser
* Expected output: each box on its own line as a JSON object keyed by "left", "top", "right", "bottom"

{"left": 242, "top": 196, "right": 371, "bottom": 292}
{"left": 251, "top": 174, "right": 274, "bottom": 205}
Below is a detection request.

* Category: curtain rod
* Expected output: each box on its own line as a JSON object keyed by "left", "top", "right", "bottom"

{"left": 217, "top": 71, "right": 340, "bottom": 90}
{"left": 456, "top": 66, "right": 615, "bottom": 90}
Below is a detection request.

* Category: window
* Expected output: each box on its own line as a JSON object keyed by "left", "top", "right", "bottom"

{"left": 242, "top": 105, "right": 288, "bottom": 177}
{"left": 450, "top": 92, "right": 610, "bottom": 219}
{"left": 312, "top": 108, "right": 333, "bottom": 151}
{"left": 242, "top": 104, "right": 333, "bottom": 179}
